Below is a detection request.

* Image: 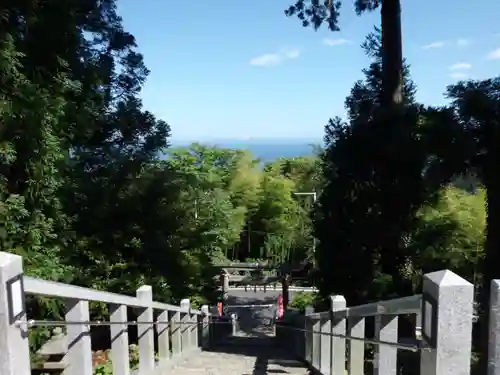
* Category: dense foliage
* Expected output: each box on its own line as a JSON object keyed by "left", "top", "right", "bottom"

{"left": 0, "top": 0, "right": 324, "bottom": 356}
{"left": 310, "top": 23, "right": 495, "bottom": 374}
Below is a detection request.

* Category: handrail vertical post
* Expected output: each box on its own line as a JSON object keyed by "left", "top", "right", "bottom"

{"left": 170, "top": 311, "right": 181, "bottom": 356}
{"left": 304, "top": 306, "right": 314, "bottom": 364}
{"left": 200, "top": 305, "right": 210, "bottom": 349}
{"left": 157, "top": 309, "right": 170, "bottom": 365}
{"left": 180, "top": 299, "right": 191, "bottom": 352}
{"left": 312, "top": 317, "right": 321, "bottom": 370}
{"left": 420, "top": 270, "right": 473, "bottom": 375}
{"left": 347, "top": 316, "right": 365, "bottom": 375}
{"left": 489, "top": 280, "right": 500, "bottom": 375}
{"left": 190, "top": 312, "right": 198, "bottom": 349}
{"left": 136, "top": 285, "right": 155, "bottom": 374}
{"left": 319, "top": 314, "right": 331, "bottom": 373}
{"left": 64, "top": 299, "right": 93, "bottom": 375}
{"left": 109, "top": 304, "right": 130, "bottom": 375}
{"left": 0, "top": 252, "right": 31, "bottom": 375}
{"left": 330, "top": 295, "right": 346, "bottom": 375}
{"left": 373, "top": 314, "right": 398, "bottom": 375}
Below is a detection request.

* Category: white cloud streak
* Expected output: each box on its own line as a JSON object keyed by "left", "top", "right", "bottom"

{"left": 322, "top": 38, "right": 350, "bottom": 46}
{"left": 249, "top": 47, "right": 300, "bottom": 67}
{"left": 422, "top": 41, "right": 446, "bottom": 49}
{"left": 487, "top": 48, "right": 500, "bottom": 60}
{"left": 449, "top": 62, "right": 472, "bottom": 70}
{"left": 456, "top": 38, "right": 472, "bottom": 47}
{"left": 449, "top": 72, "right": 468, "bottom": 80}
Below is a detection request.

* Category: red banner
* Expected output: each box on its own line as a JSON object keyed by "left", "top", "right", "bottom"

{"left": 277, "top": 295, "right": 284, "bottom": 319}
{"left": 217, "top": 302, "right": 222, "bottom": 317}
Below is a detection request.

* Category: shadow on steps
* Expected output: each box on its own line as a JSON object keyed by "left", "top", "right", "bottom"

{"left": 206, "top": 335, "right": 312, "bottom": 374}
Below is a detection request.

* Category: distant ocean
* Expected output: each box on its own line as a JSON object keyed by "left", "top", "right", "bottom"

{"left": 169, "top": 139, "right": 321, "bottom": 163}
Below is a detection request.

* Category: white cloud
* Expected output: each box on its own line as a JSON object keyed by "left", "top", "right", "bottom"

{"left": 449, "top": 62, "right": 472, "bottom": 70}
{"left": 456, "top": 38, "right": 472, "bottom": 47}
{"left": 422, "top": 41, "right": 446, "bottom": 49}
{"left": 249, "top": 47, "right": 300, "bottom": 67}
{"left": 322, "top": 38, "right": 350, "bottom": 46}
{"left": 449, "top": 72, "right": 468, "bottom": 80}
{"left": 487, "top": 48, "right": 500, "bottom": 60}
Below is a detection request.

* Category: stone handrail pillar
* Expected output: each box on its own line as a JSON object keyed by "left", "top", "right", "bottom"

{"left": 347, "top": 315, "right": 365, "bottom": 375}
{"left": 170, "top": 311, "right": 182, "bottom": 356}
{"left": 0, "top": 252, "right": 31, "bottom": 375}
{"left": 319, "top": 314, "right": 331, "bottom": 374}
{"left": 136, "top": 285, "right": 155, "bottom": 374}
{"left": 157, "top": 308, "right": 170, "bottom": 365}
{"left": 373, "top": 314, "right": 398, "bottom": 375}
{"left": 109, "top": 304, "right": 130, "bottom": 375}
{"left": 180, "top": 299, "right": 191, "bottom": 351}
{"left": 330, "top": 295, "right": 346, "bottom": 375}
{"left": 304, "top": 306, "right": 314, "bottom": 364}
{"left": 420, "top": 270, "right": 474, "bottom": 375}
{"left": 200, "top": 305, "right": 210, "bottom": 348}
{"left": 489, "top": 280, "right": 500, "bottom": 375}
{"left": 311, "top": 316, "right": 321, "bottom": 369}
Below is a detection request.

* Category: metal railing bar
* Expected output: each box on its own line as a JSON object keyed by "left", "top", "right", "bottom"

{"left": 15, "top": 317, "right": 428, "bottom": 352}
{"left": 224, "top": 304, "right": 275, "bottom": 308}
{"left": 14, "top": 319, "right": 233, "bottom": 328}
{"left": 275, "top": 323, "right": 428, "bottom": 352}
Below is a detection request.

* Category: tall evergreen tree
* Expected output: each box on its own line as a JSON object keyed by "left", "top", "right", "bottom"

{"left": 285, "top": 0, "right": 404, "bottom": 110}
{"left": 314, "top": 28, "right": 438, "bottom": 302}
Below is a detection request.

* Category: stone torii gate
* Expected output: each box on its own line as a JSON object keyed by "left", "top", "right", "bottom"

{"left": 214, "top": 262, "right": 295, "bottom": 312}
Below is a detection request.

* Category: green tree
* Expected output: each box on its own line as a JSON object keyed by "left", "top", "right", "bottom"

{"left": 446, "top": 77, "right": 500, "bottom": 373}
{"left": 313, "top": 28, "right": 455, "bottom": 303}
{"left": 285, "top": 0, "right": 403, "bottom": 109}
{"left": 0, "top": 33, "right": 71, "bottom": 280}
{"left": 408, "top": 187, "right": 484, "bottom": 284}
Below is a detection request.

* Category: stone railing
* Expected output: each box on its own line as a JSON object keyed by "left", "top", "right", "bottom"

{"left": 487, "top": 280, "right": 500, "bottom": 375}
{"left": 0, "top": 251, "right": 235, "bottom": 375}
{"left": 278, "top": 269, "right": 475, "bottom": 375}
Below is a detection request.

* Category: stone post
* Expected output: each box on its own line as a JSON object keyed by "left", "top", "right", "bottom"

{"left": 489, "top": 280, "right": 500, "bottom": 375}
{"left": 311, "top": 315, "right": 321, "bottom": 370}
{"left": 0, "top": 252, "right": 31, "bottom": 375}
{"left": 319, "top": 314, "right": 331, "bottom": 374}
{"left": 180, "top": 299, "right": 191, "bottom": 351}
{"left": 109, "top": 304, "right": 130, "bottom": 375}
{"left": 231, "top": 313, "right": 237, "bottom": 336}
{"left": 157, "top": 309, "right": 170, "bottom": 365}
{"left": 347, "top": 316, "right": 365, "bottom": 375}
{"left": 304, "top": 306, "right": 314, "bottom": 364}
{"left": 220, "top": 272, "right": 229, "bottom": 314}
{"left": 64, "top": 299, "right": 93, "bottom": 375}
{"left": 170, "top": 311, "right": 181, "bottom": 356}
{"left": 136, "top": 285, "right": 155, "bottom": 375}
{"left": 200, "top": 305, "right": 210, "bottom": 348}
{"left": 330, "top": 295, "right": 346, "bottom": 375}
{"left": 374, "top": 314, "right": 398, "bottom": 375}
{"left": 420, "top": 270, "right": 474, "bottom": 375}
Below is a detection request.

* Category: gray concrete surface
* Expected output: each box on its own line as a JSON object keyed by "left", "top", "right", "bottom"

{"left": 168, "top": 337, "right": 311, "bottom": 375}
{"left": 168, "top": 287, "right": 312, "bottom": 375}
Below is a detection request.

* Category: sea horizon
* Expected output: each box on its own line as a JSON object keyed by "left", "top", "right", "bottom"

{"left": 167, "top": 138, "right": 322, "bottom": 163}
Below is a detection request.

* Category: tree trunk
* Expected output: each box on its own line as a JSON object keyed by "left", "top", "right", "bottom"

{"left": 378, "top": 0, "right": 406, "bottom": 300}
{"left": 380, "top": 0, "right": 403, "bottom": 108}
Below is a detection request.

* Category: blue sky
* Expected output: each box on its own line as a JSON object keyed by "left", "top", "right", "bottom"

{"left": 118, "top": 0, "right": 500, "bottom": 141}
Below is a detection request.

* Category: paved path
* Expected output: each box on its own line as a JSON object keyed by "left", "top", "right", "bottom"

{"left": 170, "top": 295, "right": 311, "bottom": 375}
{"left": 168, "top": 335, "right": 311, "bottom": 375}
